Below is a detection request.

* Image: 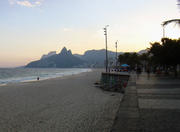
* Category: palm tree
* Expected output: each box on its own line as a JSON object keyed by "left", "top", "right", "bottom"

{"left": 162, "top": 1, "right": 180, "bottom": 26}
{"left": 162, "top": 19, "right": 180, "bottom": 26}
{"left": 162, "top": 19, "right": 180, "bottom": 38}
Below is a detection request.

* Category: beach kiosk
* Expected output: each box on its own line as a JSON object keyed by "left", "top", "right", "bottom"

{"left": 121, "top": 64, "right": 130, "bottom": 72}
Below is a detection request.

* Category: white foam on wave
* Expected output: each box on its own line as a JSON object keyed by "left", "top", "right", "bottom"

{"left": 0, "top": 68, "right": 92, "bottom": 85}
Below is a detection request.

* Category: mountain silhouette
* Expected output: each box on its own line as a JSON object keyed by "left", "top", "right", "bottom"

{"left": 26, "top": 47, "right": 147, "bottom": 68}
{"left": 74, "top": 49, "right": 123, "bottom": 67}
{"left": 26, "top": 47, "right": 85, "bottom": 68}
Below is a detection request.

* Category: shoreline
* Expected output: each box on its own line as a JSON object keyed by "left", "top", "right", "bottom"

{"left": 0, "top": 68, "right": 93, "bottom": 87}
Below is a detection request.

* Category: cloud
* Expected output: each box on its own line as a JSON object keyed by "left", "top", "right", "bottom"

{"left": 8, "top": 0, "right": 44, "bottom": 8}
{"left": 8, "top": 0, "right": 16, "bottom": 5}
{"left": 35, "top": 1, "right": 41, "bottom": 5}
{"left": 63, "top": 28, "right": 73, "bottom": 32}
{"left": 16, "top": 0, "right": 33, "bottom": 7}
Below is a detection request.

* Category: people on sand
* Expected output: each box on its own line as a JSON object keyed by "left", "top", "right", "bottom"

{"left": 37, "top": 77, "right": 40, "bottom": 81}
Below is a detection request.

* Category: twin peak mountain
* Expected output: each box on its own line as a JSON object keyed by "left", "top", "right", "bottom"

{"left": 40, "top": 47, "right": 72, "bottom": 60}
{"left": 26, "top": 47, "right": 147, "bottom": 68}
{"left": 26, "top": 47, "right": 84, "bottom": 68}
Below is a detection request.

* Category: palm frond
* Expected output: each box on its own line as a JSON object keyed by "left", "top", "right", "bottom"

{"left": 162, "top": 19, "right": 180, "bottom": 26}
{"left": 178, "top": 0, "right": 180, "bottom": 6}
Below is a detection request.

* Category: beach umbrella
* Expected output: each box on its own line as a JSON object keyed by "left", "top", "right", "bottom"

{"left": 121, "top": 64, "right": 129, "bottom": 67}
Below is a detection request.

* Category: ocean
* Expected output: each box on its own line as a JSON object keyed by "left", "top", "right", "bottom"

{"left": 0, "top": 68, "right": 91, "bottom": 85}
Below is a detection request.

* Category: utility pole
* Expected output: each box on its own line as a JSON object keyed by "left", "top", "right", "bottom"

{"left": 104, "top": 25, "right": 109, "bottom": 72}
{"left": 115, "top": 40, "right": 118, "bottom": 67}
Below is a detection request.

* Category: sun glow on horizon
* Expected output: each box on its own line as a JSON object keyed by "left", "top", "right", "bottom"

{"left": 0, "top": 0, "right": 180, "bottom": 67}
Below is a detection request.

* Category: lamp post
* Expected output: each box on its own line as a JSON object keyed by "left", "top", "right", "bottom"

{"left": 163, "top": 25, "right": 165, "bottom": 38}
{"left": 162, "top": 24, "right": 166, "bottom": 45}
{"left": 115, "top": 40, "right": 118, "bottom": 67}
{"left": 104, "top": 25, "right": 109, "bottom": 72}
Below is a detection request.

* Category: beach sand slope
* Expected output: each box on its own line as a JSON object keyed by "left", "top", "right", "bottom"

{"left": 0, "top": 69, "right": 122, "bottom": 132}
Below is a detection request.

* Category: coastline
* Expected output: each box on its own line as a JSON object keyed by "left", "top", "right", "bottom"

{"left": 0, "top": 68, "right": 123, "bottom": 131}
{"left": 0, "top": 68, "right": 92, "bottom": 87}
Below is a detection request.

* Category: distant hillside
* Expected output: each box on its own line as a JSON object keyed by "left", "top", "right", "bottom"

{"left": 74, "top": 49, "right": 123, "bottom": 67}
{"left": 26, "top": 47, "right": 85, "bottom": 68}
{"left": 26, "top": 47, "right": 148, "bottom": 68}
{"left": 41, "top": 51, "right": 56, "bottom": 60}
{"left": 137, "top": 49, "right": 148, "bottom": 55}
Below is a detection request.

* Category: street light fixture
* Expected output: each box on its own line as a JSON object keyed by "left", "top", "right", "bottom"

{"left": 103, "top": 25, "right": 109, "bottom": 72}
{"left": 162, "top": 25, "right": 165, "bottom": 38}
{"left": 115, "top": 40, "right": 118, "bottom": 67}
{"left": 162, "top": 24, "right": 166, "bottom": 44}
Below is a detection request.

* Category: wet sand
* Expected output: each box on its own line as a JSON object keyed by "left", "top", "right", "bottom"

{"left": 0, "top": 69, "right": 122, "bottom": 132}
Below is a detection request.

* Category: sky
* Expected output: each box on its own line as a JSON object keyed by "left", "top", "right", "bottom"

{"left": 0, "top": 0, "right": 180, "bottom": 67}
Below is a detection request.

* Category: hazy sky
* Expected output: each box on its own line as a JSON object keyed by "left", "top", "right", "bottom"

{"left": 0, "top": 0, "right": 180, "bottom": 67}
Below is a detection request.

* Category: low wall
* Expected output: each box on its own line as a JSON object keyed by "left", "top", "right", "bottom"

{"left": 100, "top": 72, "right": 130, "bottom": 92}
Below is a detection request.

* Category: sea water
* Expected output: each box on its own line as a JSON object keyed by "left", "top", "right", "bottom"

{"left": 0, "top": 68, "right": 91, "bottom": 85}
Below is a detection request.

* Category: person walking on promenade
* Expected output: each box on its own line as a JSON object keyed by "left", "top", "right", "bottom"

{"left": 146, "top": 66, "right": 150, "bottom": 79}
{"left": 136, "top": 66, "right": 142, "bottom": 79}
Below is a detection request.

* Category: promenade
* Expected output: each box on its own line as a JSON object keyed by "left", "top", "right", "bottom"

{"left": 111, "top": 72, "right": 180, "bottom": 132}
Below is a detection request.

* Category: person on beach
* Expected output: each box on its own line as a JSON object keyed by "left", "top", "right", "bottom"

{"left": 37, "top": 77, "right": 40, "bottom": 80}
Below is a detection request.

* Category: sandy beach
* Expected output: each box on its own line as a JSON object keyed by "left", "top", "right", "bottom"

{"left": 0, "top": 69, "right": 122, "bottom": 132}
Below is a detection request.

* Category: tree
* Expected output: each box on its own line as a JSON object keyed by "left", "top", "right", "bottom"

{"left": 162, "top": 19, "right": 180, "bottom": 27}
{"left": 118, "top": 52, "right": 140, "bottom": 69}
{"left": 162, "top": 1, "right": 180, "bottom": 31}
{"left": 139, "top": 52, "right": 151, "bottom": 70}
{"left": 149, "top": 42, "right": 164, "bottom": 65}
{"left": 149, "top": 38, "right": 180, "bottom": 77}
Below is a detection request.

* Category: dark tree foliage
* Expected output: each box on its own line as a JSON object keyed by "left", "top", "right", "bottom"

{"left": 118, "top": 52, "right": 141, "bottom": 69}
{"left": 139, "top": 53, "right": 149, "bottom": 62}
{"left": 118, "top": 52, "right": 151, "bottom": 70}
{"left": 149, "top": 42, "right": 164, "bottom": 65}
{"left": 149, "top": 38, "right": 180, "bottom": 77}
{"left": 118, "top": 38, "right": 180, "bottom": 77}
